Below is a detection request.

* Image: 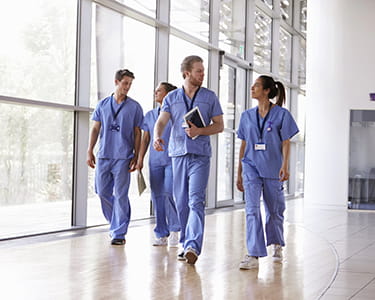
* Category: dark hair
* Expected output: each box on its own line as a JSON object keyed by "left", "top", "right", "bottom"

{"left": 115, "top": 69, "right": 135, "bottom": 81}
{"left": 160, "top": 82, "right": 177, "bottom": 93}
{"left": 180, "top": 55, "right": 203, "bottom": 79}
{"left": 258, "top": 75, "right": 286, "bottom": 107}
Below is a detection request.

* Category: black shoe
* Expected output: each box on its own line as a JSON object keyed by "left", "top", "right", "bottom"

{"left": 111, "top": 238, "right": 126, "bottom": 245}
{"left": 177, "top": 251, "right": 185, "bottom": 261}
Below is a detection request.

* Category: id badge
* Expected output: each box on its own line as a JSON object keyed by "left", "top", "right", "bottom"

{"left": 254, "top": 143, "right": 266, "bottom": 151}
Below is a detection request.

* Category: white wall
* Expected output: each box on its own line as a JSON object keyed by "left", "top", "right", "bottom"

{"left": 305, "top": 0, "right": 375, "bottom": 208}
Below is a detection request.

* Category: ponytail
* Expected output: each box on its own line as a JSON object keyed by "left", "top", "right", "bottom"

{"left": 259, "top": 75, "right": 286, "bottom": 107}
{"left": 274, "top": 81, "right": 285, "bottom": 107}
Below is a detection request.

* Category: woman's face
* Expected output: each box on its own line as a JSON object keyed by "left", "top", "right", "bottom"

{"left": 154, "top": 84, "right": 167, "bottom": 105}
{"left": 251, "top": 78, "right": 269, "bottom": 100}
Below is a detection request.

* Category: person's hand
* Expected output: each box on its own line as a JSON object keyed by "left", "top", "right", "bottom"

{"left": 279, "top": 166, "right": 289, "bottom": 181}
{"left": 129, "top": 157, "right": 138, "bottom": 172}
{"left": 135, "top": 159, "right": 143, "bottom": 171}
{"left": 236, "top": 175, "right": 244, "bottom": 192}
{"left": 185, "top": 121, "right": 201, "bottom": 138}
{"left": 87, "top": 151, "right": 96, "bottom": 169}
{"left": 153, "top": 138, "right": 165, "bottom": 151}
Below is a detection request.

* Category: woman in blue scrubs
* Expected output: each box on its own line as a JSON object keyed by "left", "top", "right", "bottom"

{"left": 137, "top": 82, "right": 181, "bottom": 247}
{"left": 236, "top": 75, "right": 299, "bottom": 270}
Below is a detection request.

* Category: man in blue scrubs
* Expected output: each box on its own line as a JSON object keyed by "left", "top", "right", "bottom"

{"left": 153, "top": 55, "right": 224, "bottom": 264}
{"left": 137, "top": 82, "right": 181, "bottom": 247}
{"left": 87, "top": 69, "right": 143, "bottom": 246}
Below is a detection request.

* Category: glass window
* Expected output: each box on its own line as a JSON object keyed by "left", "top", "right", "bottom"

{"left": 90, "top": 6, "right": 155, "bottom": 112}
{"left": 168, "top": 35, "right": 209, "bottom": 87}
{"left": 261, "top": 0, "right": 273, "bottom": 10}
{"left": 88, "top": 6, "right": 156, "bottom": 225}
{"left": 279, "top": 27, "right": 292, "bottom": 81}
{"left": 217, "top": 65, "right": 236, "bottom": 203}
{"left": 0, "top": 103, "right": 73, "bottom": 238}
{"left": 115, "top": 0, "right": 156, "bottom": 17}
{"left": 0, "top": 0, "right": 77, "bottom": 105}
{"left": 170, "top": 0, "right": 210, "bottom": 42}
{"left": 299, "top": 38, "right": 306, "bottom": 90}
{"left": 300, "top": 0, "right": 307, "bottom": 35}
{"left": 254, "top": 9, "right": 272, "bottom": 72}
{"left": 251, "top": 71, "right": 261, "bottom": 108}
{"left": 219, "top": 0, "right": 246, "bottom": 59}
{"left": 280, "top": 0, "right": 293, "bottom": 24}
{"left": 348, "top": 110, "right": 375, "bottom": 210}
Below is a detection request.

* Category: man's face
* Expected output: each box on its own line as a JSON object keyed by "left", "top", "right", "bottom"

{"left": 115, "top": 76, "right": 133, "bottom": 96}
{"left": 186, "top": 61, "right": 204, "bottom": 87}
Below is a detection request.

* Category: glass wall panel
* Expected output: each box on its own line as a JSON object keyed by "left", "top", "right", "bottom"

{"left": 279, "top": 27, "right": 292, "bottom": 81}
{"left": 217, "top": 65, "right": 236, "bottom": 203}
{"left": 115, "top": 0, "right": 156, "bottom": 17}
{"left": 294, "top": 92, "right": 306, "bottom": 195}
{"left": 219, "top": 0, "right": 246, "bottom": 59}
{"left": 88, "top": 5, "right": 156, "bottom": 225}
{"left": 0, "top": 103, "right": 73, "bottom": 238}
{"left": 0, "top": 0, "right": 76, "bottom": 105}
{"left": 299, "top": 38, "right": 306, "bottom": 90}
{"left": 280, "top": 0, "right": 293, "bottom": 24}
{"left": 254, "top": 9, "right": 272, "bottom": 72}
{"left": 90, "top": 7, "right": 155, "bottom": 111}
{"left": 300, "top": 0, "right": 307, "bottom": 35}
{"left": 348, "top": 110, "right": 375, "bottom": 210}
{"left": 261, "top": 0, "right": 273, "bottom": 9}
{"left": 170, "top": 0, "right": 210, "bottom": 42}
{"left": 168, "top": 35, "right": 209, "bottom": 86}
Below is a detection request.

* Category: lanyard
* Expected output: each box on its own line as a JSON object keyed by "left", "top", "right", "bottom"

{"left": 182, "top": 86, "right": 200, "bottom": 112}
{"left": 110, "top": 94, "right": 126, "bottom": 122}
{"left": 256, "top": 102, "right": 272, "bottom": 141}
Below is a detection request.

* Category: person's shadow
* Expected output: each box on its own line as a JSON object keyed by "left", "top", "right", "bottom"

{"left": 177, "top": 265, "right": 203, "bottom": 300}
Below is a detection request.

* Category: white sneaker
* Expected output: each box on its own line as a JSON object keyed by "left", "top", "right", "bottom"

{"left": 168, "top": 232, "right": 179, "bottom": 247}
{"left": 184, "top": 247, "right": 198, "bottom": 265}
{"left": 273, "top": 244, "right": 283, "bottom": 262}
{"left": 153, "top": 237, "right": 168, "bottom": 246}
{"left": 239, "top": 255, "right": 259, "bottom": 270}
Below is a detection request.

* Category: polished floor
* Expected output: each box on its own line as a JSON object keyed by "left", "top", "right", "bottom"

{"left": 0, "top": 198, "right": 374, "bottom": 300}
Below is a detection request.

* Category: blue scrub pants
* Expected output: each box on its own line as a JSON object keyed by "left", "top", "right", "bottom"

{"left": 172, "top": 154, "right": 210, "bottom": 255}
{"left": 95, "top": 158, "right": 131, "bottom": 239}
{"left": 149, "top": 163, "right": 180, "bottom": 238}
{"left": 242, "top": 162, "right": 285, "bottom": 257}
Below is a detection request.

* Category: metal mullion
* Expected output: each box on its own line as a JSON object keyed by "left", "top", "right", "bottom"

{"left": 72, "top": 0, "right": 93, "bottom": 227}
{"left": 0, "top": 95, "right": 92, "bottom": 112}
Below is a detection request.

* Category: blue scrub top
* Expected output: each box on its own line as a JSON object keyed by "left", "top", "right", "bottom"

{"left": 92, "top": 94, "right": 144, "bottom": 160}
{"left": 142, "top": 107, "right": 172, "bottom": 167}
{"left": 237, "top": 105, "right": 299, "bottom": 179}
{"left": 161, "top": 87, "right": 223, "bottom": 157}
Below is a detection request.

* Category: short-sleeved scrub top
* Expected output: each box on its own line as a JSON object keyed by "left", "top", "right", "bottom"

{"left": 237, "top": 105, "right": 299, "bottom": 179}
{"left": 92, "top": 94, "right": 144, "bottom": 160}
{"left": 142, "top": 107, "right": 172, "bottom": 167}
{"left": 161, "top": 87, "right": 223, "bottom": 157}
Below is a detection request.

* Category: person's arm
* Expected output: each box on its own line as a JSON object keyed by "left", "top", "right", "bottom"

{"left": 185, "top": 114, "right": 224, "bottom": 138}
{"left": 129, "top": 126, "right": 142, "bottom": 172}
{"left": 87, "top": 121, "right": 101, "bottom": 169}
{"left": 153, "top": 111, "right": 170, "bottom": 151}
{"left": 236, "top": 140, "right": 246, "bottom": 192}
{"left": 279, "top": 139, "right": 291, "bottom": 181}
{"left": 136, "top": 131, "right": 150, "bottom": 170}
